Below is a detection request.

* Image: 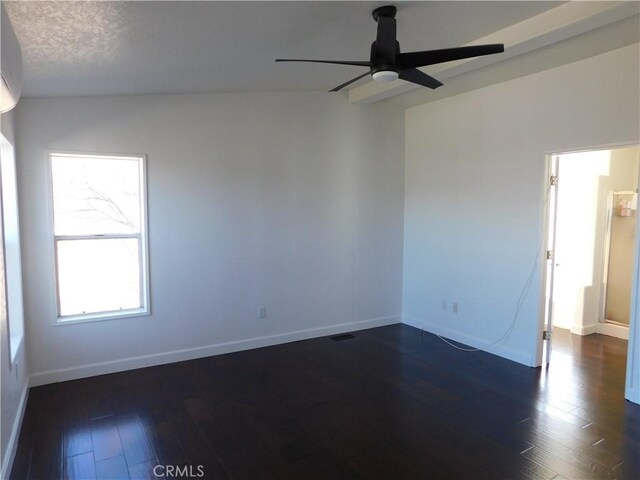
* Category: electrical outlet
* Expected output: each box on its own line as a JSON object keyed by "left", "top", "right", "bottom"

{"left": 258, "top": 306, "right": 267, "bottom": 319}
{"left": 452, "top": 302, "right": 458, "bottom": 314}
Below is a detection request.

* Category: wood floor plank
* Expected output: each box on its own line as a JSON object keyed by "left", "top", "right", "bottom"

{"left": 28, "top": 428, "right": 63, "bottom": 480}
{"left": 116, "top": 414, "right": 155, "bottom": 467}
{"left": 95, "top": 455, "right": 130, "bottom": 480}
{"left": 128, "top": 460, "right": 164, "bottom": 480}
{"left": 170, "top": 411, "right": 230, "bottom": 480}
{"left": 64, "top": 451, "right": 96, "bottom": 480}
{"left": 9, "top": 325, "right": 639, "bottom": 480}
{"left": 91, "top": 416, "right": 124, "bottom": 462}
{"left": 522, "top": 445, "right": 613, "bottom": 480}
{"left": 9, "top": 426, "right": 33, "bottom": 480}
{"left": 64, "top": 424, "right": 93, "bottom": 458}
{"left": 144, "top": 420, "right": 188, "bottom": 468}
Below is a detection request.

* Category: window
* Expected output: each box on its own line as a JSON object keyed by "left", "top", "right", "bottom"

{"left": 1, "top": 133, "right": 25, "bottom": 362}
{"left": 50, "top": 152, "right": 149, "bottom": 323}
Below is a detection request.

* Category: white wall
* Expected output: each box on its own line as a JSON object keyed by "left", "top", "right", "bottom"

{"left": 403, "top": 44, "right": 640, "bottom": 377}
{"left": 16, "top": 92, "right": 405, "bottom": 384}
{"left": 0, "top": 108, "right": 29, "bottom": 478}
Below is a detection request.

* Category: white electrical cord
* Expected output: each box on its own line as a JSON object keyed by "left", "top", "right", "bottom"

{"left": 425, "top": 182, "right": 553, "bottom": 352}
{"left": 426, "top": 246, "right": 540, "bottom": 351}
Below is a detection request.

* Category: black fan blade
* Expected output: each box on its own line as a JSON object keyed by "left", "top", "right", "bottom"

{"left": 329, "top": 71, "right": 372, "bottom": 92}
{"left": 275, "top": 59, "right": 371, "bottom": 67}
{"left": 399, "top": 69, "right": 443, "bottom": 89}
{"left": 396, "top": 44, "right": 504, "bottom": 69}
{"left": 374, "top": 17, "right": 397, "bottom": 63}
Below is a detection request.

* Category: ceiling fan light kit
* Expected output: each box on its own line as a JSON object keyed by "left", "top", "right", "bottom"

{"left": 372, "top": 70, "right": 399, "bottom": 82}
{"left": 276, "top": 5, "right": 504, "bottom": 93}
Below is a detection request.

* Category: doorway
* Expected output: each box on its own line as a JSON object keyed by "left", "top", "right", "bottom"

{"left": 541, "top": 145, "right": 639, "bottom": 372}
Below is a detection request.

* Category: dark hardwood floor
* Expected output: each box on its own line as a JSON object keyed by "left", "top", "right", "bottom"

{"left": 10, "top": 325, "right": 639, "bottom": 480}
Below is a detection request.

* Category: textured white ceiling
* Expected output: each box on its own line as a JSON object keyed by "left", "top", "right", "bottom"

{"left": 5, "top": 1, "right": 563, "bottom": 97}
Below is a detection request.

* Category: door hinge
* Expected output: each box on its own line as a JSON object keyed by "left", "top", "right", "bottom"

{"left": 543, "top": 330, "right": 552, "bottom": 340}
{"left": 546, "top": 250, "right": 554, "bottom": 260}
{"left": 550, "top": 175, "right": 558, "bottom": 186}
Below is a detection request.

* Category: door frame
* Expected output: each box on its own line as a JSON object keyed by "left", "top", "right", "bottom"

{"left": 538, "top": 154, "right": 559, "bottom": 366}
{"left": 537, "top": 142, "right": 640, "bottom": 404}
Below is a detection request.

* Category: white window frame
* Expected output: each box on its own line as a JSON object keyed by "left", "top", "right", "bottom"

{"left": 1, "top": 133, "right": 25, "bottom": 363}
{"left": 49, "top": 151, "right": 151, "bottom": 325}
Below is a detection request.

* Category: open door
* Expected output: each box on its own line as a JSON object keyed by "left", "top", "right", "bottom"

{"left": 542, "top": 155, "right": 559, "bottom": 365}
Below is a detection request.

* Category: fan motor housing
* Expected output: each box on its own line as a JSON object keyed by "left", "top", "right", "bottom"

{"left": 370, "top": 41, "right": 401, "bottom": 67}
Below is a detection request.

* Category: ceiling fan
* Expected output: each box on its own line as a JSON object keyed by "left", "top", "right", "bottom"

{"left": 276, "top": 5, "right": 504, "bottom": 92}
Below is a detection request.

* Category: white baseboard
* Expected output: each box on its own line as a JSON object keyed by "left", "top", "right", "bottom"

{"left": 1, "top": 382, "right": 29, "bottom": 480}
{"left": 626, "top": 385, "right": 640, "bottom": 404}
{"left": 595, "top": 322, "right": 629, "bottom": 340}
{"left": 29, "top": 315, "right": 401, "bottom": 387}
{"left": 570, "top": 323, "right": 597, "bottom": 336}
{"left": 402, "top": 315, "right": 535, "bottom": 367}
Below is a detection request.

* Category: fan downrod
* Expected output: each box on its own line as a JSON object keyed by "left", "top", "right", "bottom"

{"left": 372, "top": 5, "right": 397, "bottom": 22}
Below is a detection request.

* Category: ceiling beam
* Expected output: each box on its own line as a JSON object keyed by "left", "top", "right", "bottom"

{"left": 348, "top": 1, "right": 639, "bottom": 105}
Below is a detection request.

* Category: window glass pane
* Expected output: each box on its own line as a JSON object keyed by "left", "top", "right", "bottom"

{"left": 57, "top": 238, "right": 141, "bottom": 316}
{"left": 52, "top": 155, "right": 141, "bottom": 235}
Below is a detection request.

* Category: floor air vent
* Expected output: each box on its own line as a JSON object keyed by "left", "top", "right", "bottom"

{"left": 330, "top": 333, "right": 355, "bottom": 341}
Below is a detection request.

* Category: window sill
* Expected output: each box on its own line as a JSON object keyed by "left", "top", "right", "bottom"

{"left": 55, "top": 308, "right": 150, "bottom": 326}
